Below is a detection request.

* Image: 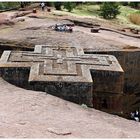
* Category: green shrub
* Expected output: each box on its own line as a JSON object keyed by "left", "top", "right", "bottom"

{"left": 0, "top": 2, "right": 20, "bottom": 10}
{"left": 135, "top": 10, "right": 140, "bottom": 14}
{"left": 54, "top": 2, "right": 62, "bottom": 10}
{"left": 121, "top": 2, "right": 129, "bottom": 6}
{"left": 129, "top": 2, "right": 140, "bottom": 9}
{"left": 63, "top": 2, "right": 76, "bottom": 12}
{"left": 100, "top": 2, "right": 120, "bottom": 19}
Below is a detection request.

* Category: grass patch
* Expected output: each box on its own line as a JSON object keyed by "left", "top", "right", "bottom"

{"left": 60, "top": 4, "right": 140, "bottom": 28}
{"left": 119, "top": 6, "right": 138, "bottom": 17}
{"left": 116, "top": 6, "right": 140, "bottom": 28}
{"left": 73, "top": 4, "right": 100, "bottom": 16}
{"left": 129, "top": 13, "right": 140, "bottom": 25}
{"left": 0, "top": 2, "right": 20, "bottom": 10}
{"left": 61, "top": 4, "right": 100, "bottom": 17}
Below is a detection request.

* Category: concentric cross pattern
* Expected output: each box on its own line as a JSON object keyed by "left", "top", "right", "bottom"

{"left": 0, "top": 45, "right": 124, "bottom": 107}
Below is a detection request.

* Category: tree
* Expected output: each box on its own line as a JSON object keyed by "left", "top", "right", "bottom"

{"left": 45, "top": 2, "right": 54, "bottom": 7}
{"left": 0, "top": 2, "right": 20, "bottom": 10}
{"left": 100, "top": 2, "right": 120, "bottom": 19}
{"left": 63, "top": 2, "right": 76, "bottom": 12}
{"left": 20, "top": 2, "right": 30, "bottom": 8}
{"left": 121, "top": 2, "right": 129, "bottom": 6}
{"left": 54, "top": 2, "right": 62, "bottom": 10}
{"left": 129, "top": 2, "right": 140, "bottom": 9}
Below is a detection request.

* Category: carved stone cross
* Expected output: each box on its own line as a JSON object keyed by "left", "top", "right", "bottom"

{"left": 0, "top": 45, "right": 124, "bottom": 107}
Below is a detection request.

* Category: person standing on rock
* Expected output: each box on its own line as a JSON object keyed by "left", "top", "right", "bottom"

{"left": 40, "top": 2, "right": 45, "bottom": 11}
{"left": 131, "top": 110, "right": 140, "bottom": 122}
{"left": 134, "top": 110, "right": 140, "bottom": 122}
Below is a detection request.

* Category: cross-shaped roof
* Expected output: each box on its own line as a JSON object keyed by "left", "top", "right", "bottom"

{"left": 0, "top": 45, "right": 123, "bottom": 83}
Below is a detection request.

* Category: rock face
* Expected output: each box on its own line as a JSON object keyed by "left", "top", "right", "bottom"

{"left": 0, "top": 45, "right": 124, "bottom": 113}
{"left": 0, "top": 10, "right": 139, "bottom": 118}
{"left": 84, "top": 49, "right": 140, "bottom": 116}
{"left": 1, "top": 77, "right": 140, "bottom": 138}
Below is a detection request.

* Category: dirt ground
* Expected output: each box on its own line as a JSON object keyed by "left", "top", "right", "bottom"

{"left": 0, "top": 9, "right": 140, "bottom": 138}
{"left": 0, "top": 77, "right": 140, "bottom": 138}
{"left": 0, "top": 10, "right": 139, "bottom": 51}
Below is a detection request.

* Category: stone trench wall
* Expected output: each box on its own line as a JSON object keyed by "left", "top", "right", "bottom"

{"left": 91, "top": 70, "right": 124, "bottom": 114}
{"left": 1, "top": 49, "right": 139, "bottom": 116}
{"left": 92, "top": 94, "right": 123, "bottom": 114}
{"left": 85, "top": 50, "right": 140, "bottom": 116}
{"left": 109, "top": 51, "right": 140, "bottom": 116}
{"left": 30, "top": 81, "right": 93, "bottom": 107}
{"left": 0, "top": 45, "right": 33, "bottom": 57}
{"left": 91, "top": 70, "right": 124, "bottom": 94}
{"left": 111, "top": 51, "right": 140, "bottom": 94}
{"left": 0, "top": 67, "right": 93, "bottom": 107}
{"left": 0, "top": 66, "right": 124, "bottom": 114}
{"left": 0, "top": 67, "right": 30, "bottom": 89}
{"left": 85, "top": 50, "right": 140, "bottom": 95}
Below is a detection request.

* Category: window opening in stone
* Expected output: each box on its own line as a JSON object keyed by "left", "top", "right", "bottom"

{"left": 101, "top": 99, "right": 108, "bottom": 109}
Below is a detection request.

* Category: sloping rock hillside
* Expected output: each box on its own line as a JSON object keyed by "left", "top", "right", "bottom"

{"left": 0, "top": 78, "right": 140, "bottom": 138}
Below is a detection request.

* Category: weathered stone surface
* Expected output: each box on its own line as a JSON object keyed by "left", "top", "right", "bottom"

{"left": 84, "top": 49, "right": 140, "bottom": 95}
{"left": 0, "top": 45, "right": 124, "bottom": 109}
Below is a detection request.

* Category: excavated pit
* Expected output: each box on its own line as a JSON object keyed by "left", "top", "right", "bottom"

{"left": 0, "top": 45, "right": 124, "bottom": 112}
{"left": 0, "top": 36, "right": 139, "bottom": 119}
{"left": 0, "top": 43, "right": 139, "bottom": 119}
{"left": 85, "top": 48, "right": 140, "bottom": 117}
{"left": 0, "top": 39, "right": 34, "bottom": 57}
{"left": 0, "top": 45, "right": 33, "bottom": 56}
